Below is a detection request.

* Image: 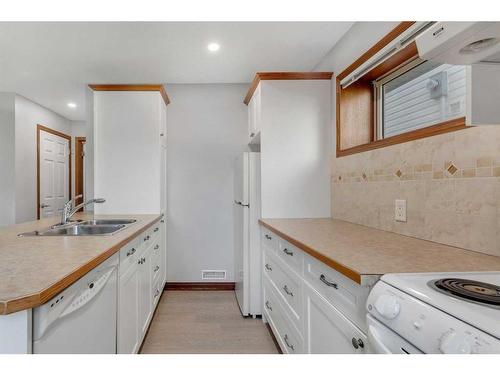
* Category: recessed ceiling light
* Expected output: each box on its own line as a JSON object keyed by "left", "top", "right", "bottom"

{"left": 207, "top": 42, "right": 220, "bottom": 52}
{"left": 67, "top": 102, "right": 77, "bottom": 108}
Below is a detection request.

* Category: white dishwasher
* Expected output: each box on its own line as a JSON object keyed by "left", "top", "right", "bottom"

{"left": 33, "top": 254, "right": 118, "bottom": 354}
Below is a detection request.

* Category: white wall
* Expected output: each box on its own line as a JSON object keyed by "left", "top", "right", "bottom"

{"left": 14, "top": 95, "right": 72, "bottom": 223}
{"left": 0, "top": 93, "right": 16, "bottom": 226}
{"left": 166, "top": 84, "right": 248, "bottom": 282}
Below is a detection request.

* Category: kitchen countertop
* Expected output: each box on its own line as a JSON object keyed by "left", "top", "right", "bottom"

{"left": 0, "top": 213, "right": 162, "bottom": 315}
{"left": 260, "top": 218, "right": 500, "bottom": 286}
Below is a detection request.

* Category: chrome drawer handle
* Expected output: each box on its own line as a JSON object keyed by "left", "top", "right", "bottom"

{"left": 284, "top": 334, "right": 294, "bottom": 351}
{"left": 144, "top": 235, "right": 150, "bottom": 242}
{"left": 154, "top": 265, "right": 160, "bottom": 272}
{"left": 154, "top": 289, "right": 160, "bottom": 298}
{"left": 265, "top": 263, "right": 272, "bottom": 271}
{"left": 126, "top": 248, "right": 136, "bottom": 257}
{"left": 154, "top": 227, "right": 159, "bottom": 232}
{"left": 265, "top": 234, "right": 272, "bottom": 240}
{"left": 352, "top": 337, "right": 364, "bottom": 349}
{"left": 283, "top": 248, "right": 294, "bottom": 256}
{"left": 265, "top": 300, "right": 272, "bottom": 311}
{"left": 320, "top": 274, "right": 338, "bottom": 289}
{"left": 154, "top": 244, "right": 159, "bottom": 250}
{"left": 283, "top": 285, "right": 294, "bottom": 297}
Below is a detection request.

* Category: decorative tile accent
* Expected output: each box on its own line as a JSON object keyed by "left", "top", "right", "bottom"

{"left": 447, "top": 164, "right": 458, "bottom": 175}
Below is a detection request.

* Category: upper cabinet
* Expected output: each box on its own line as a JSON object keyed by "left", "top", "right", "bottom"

{"left": 247, "top": 84, "right": 261, "bottom": 142}
{"left": 244, "top": 72, "right": 333, "bottom": 219}
{"left": 89, "top": 84, "right": 169, "bottom": 215}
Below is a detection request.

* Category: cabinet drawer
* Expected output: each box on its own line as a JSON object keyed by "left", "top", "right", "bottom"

{"left": 261, "top": 228, "right": 278, "bottom": 253}
{"left": 277, "top": 239, "right": 304, "bottom": 275}
{"left": 263, "top": 278, "right": 303, "bottom": 354}
{"left": 304, "top": 254, "right": 369, "bottom": 332}
{"left": 152, "top": 278, "right": 162, "bottom": 307}
{"left": 119, "top": 237, "right": 140, "bottom": 275}
{"left": 304, "top": 282, "right": 367, "bottom": 354}
{"left": 264, "top": 250, "right": 302, "bottom": 328}
{"left": 151, "top": 246, "right": 162, "bottom": 286}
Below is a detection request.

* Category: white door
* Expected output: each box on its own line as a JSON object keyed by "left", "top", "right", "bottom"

{"left": 304, "top": 283, "right": 367, "bottom": 354}
{"left": 39, "top": 129, "right": 70, "bottom": 218}
{"left": 118, "top": 265, "right": 140, "bottom": 354}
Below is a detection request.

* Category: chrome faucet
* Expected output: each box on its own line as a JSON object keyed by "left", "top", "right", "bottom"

{"left": 60, "top": 196, "right": 106, "bottom": 225}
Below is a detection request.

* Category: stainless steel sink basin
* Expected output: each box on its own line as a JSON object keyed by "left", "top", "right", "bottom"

{"left": 18, "top": 218, "right": 137, "bottom": 237}
{"left": 20, "top": 224, "right": 126, "bottom": 237}
{"left": 79, "top": 219, "right": 137, "bottom": 226}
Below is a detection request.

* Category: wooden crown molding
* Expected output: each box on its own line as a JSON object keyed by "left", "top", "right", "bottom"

{"left": 88, "top": 84, "right": 170, "bottom": 106}
{"left": 243, "top": 72, "right": 333, "bottom": 105}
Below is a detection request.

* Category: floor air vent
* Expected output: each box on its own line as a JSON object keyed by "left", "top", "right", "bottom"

{"left": 201, "top": 270, "right": 227, "bottom": 280}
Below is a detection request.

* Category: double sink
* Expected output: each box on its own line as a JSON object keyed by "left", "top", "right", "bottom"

{"left": 19, "top": 219, "right": 137, "bottom": 237}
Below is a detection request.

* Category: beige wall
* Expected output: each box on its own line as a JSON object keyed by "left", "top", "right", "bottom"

{"left": 331, "top": 126, "right": 500, "bottom": 257}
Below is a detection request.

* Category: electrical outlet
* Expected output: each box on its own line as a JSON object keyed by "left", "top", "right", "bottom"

{"left": 395, "top": 199, "right": 407, "bottom": 222}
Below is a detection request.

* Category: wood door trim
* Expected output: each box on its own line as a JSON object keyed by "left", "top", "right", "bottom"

{"left": 243, "top": 72, "right": 333, "bottom": 105}
{"left": 88, "top": 84, "right": 170, "bottom": 106}
{"left": 164, "top": 282, "right": 236, "bottom": 291}
{"left": 75, "top": 137, "right": 86, "bottom": 208}
{"left": 37, "top": 125, "right": 72, "bottom": 220}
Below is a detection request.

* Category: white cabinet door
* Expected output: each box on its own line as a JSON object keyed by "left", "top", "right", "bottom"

{"left": 138, "top": 246, "right": 153, "bottom": 338}
{"left": 248, "top": 84, "right": 261, "bottom": 140}
{"left": 304, "top": 282, "right": 367, "bottom": 354}
{"left": 118, "top": 263, "right": 140, "bottom": 354}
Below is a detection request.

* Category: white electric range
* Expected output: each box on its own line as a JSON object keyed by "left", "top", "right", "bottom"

{"left": 366, "top": 272, "right": 500, "bottom": 354}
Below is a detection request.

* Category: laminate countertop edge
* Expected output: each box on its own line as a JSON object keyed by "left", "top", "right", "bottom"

{"left": 259, "top": 219, "right": 363, "bottom": 284}
{"left": 0, "top": 214, "right": 162, "bottom": 315}
{"left": 259, "top": 218, "right": 500, "bottom": 287}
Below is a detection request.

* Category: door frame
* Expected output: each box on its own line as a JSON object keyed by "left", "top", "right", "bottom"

{"left": 75, "top": 137, "right": 86, "bottom": 210}
{"left": 36, "top": 124, "right": 72, "bottom": 219}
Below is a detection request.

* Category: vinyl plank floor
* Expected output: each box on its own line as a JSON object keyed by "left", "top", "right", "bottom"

{"left": 139, "top": 290, "right": 279, "bottom": 354}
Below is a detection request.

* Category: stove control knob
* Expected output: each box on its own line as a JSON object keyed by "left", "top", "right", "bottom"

{"left": 439, "top": 331, "right": 471, "bottom": 354}
{"left": 374, "top": 294, "right": 401, "bottom": 320}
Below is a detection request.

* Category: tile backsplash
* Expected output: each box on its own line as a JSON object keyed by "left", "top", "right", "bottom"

{"left": 331, "top": 126, "right": 500, "bottom": 257}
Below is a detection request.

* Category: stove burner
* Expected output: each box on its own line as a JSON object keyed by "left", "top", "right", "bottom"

{"left": 433, "top": 278, "right": 500, "bottom": 306}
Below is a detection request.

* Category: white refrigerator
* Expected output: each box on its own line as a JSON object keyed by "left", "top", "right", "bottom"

{"left": 234, "top": 152, "right": 261, "bottom": 317}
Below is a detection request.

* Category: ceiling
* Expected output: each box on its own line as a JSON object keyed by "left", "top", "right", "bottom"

{"left": 0, "top": 22, "right": 353, "bottom": 120}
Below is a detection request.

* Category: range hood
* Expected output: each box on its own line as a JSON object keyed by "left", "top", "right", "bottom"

{"left": 416, "top": 22, "right": 500, "bottom": 65}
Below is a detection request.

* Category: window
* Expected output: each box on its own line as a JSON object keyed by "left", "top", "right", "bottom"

{"left": 375, "top": 59, "right": 467, "bottom": 139}
{"left": 336, "top": 22, "right": 468, "bottom": 157}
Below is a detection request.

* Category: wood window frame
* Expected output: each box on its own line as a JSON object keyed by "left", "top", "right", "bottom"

{"left": 37, "top": 124, "right": 72, "bottom": 219}
{"left": 336, "top": 22, "right": 467, "bottom": 158}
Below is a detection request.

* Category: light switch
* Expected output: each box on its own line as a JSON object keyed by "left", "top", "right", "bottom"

{"left": 395, "top": 199, "right": 407, "bottom": 222}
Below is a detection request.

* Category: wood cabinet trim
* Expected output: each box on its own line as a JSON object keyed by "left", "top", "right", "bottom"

{"left": 88, "top": 84, "right": 170, "bottom": 106}
{"left": 337, "top": 117, "right": 468, "bottom": 157}
{"left": 336, "top": 21, "right": 416, "bottom": 81}
{"left": 243, "top": 72, "right": 333, "bottom": 105}
{"left": 259, "top": 220, "right": 362, "bottom": 284}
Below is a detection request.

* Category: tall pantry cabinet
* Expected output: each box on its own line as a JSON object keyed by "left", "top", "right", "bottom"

{"left": 89, "top": 85, "right": 168, "bottom": 353}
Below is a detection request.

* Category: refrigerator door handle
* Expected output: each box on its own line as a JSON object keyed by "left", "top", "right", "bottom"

{"left": 234, "top": 200, "right": 250, "bottom": 207}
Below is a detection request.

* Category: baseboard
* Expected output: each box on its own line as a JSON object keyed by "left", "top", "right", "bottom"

{"left": 265, "top": 323, "right": 283, "bottom": 354}
{"left": 165, "top": 282, "right": 235, "bottom": 291}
